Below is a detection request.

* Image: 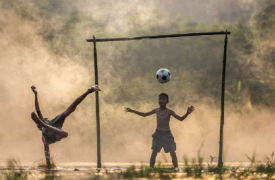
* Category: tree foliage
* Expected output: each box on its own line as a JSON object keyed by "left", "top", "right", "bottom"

{"left": 3, "top": 0, "right": 275, "bottom": 110}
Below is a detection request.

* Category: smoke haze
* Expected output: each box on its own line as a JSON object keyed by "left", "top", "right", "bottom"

{"left": 0, "top": 0, "right": 275, "bottom": 165}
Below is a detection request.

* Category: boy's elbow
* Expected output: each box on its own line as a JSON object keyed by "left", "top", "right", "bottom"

{"left": 140, "top": 113, "right": 148, "bottom": 117}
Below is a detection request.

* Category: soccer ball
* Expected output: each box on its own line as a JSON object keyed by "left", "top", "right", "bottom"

{"left": 156, "top": 68, "right": 171, "bottom": 83}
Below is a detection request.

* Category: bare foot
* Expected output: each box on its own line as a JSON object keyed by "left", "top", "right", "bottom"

{"left": 87, "top": 85, "right": 101, "bottom": 93}
{"left": 31, "top": 112, "right": 43, "bottom": 126}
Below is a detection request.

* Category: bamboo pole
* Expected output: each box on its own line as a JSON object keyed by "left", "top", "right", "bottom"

{"left": 93, "top": 36, "right": 101, "bottom": 168}
{"left": 218, "top": 31, "right": 228, "bottom": 167}
{"left": 87, "top": 31, "right": 231, "bottom": 43}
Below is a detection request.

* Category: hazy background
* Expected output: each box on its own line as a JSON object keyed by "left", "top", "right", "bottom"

{"left": 0, "top": 0, "right": 275, "bottom": 165}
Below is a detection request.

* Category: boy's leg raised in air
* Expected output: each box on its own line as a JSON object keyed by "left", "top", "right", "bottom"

{"left": 170, "top": 151, "right": 178, "bottom": 168}
{"left": 150, "top": 150, "right": 158, "bottom": 168}
{"left": 62, "top": 85, "right": 101, "bottom": 118}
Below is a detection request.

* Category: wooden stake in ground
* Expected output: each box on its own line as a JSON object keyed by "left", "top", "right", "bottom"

{"left": 93, "top": 36, "right": 102, "bottom": 168}
{"left": 218, "top": 31, "right": 228, "bottom": 167}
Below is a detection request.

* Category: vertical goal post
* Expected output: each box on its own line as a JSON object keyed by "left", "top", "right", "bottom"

{"left": 87, "top": 30, "right": 230, "bottom": 168}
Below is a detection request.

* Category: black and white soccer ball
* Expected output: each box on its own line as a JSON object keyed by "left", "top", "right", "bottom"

{"left": 156, "top": 68, "right": 171, "bottom": 83}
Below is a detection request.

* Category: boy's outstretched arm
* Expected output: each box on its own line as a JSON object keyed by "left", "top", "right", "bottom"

{"left": 171, "top": 106, "right": 195, "bottom": 121}
{"left": 125, "top": 107, "right": 155, "bottom": 117}
{"left": 31, "top": 86, "right": 44, "bottom": 121}
{"left": 63, "top": 85, "right": 101, "bottom": 117}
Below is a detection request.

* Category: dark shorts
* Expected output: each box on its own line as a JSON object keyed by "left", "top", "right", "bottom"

{"left": 151, "top": 129, "right": 176, "bottom": 153}
{"left": 42, "top": 113, "right": 66, "bottom": 144}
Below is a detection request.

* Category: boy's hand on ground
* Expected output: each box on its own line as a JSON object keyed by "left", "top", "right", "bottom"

{"left": 124, "top": 107, "right": 133, "bottom": 113}
{"left": 88, "top": 85, "right": 101, "bottom": 93}
{"left": 187, "top": 106, "right": 195, "bottom": 115}
{"left": 31, "top": 86, "right": 37, "bottom": 94}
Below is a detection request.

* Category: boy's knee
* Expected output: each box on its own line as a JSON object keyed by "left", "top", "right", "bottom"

{"left": 64, "top": 132, "right": 68, "bottom": 138}
{"left": 42, "top": 137, "right": 46, "bottom": 144}
{"left": 56, "top": 132, "right": 68, "bottom": 140}
{"left": 61, "top": 132, "right": 69, "bottom": 138}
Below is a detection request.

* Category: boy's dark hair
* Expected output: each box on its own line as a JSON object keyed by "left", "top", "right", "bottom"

{"left": 159, "top": 93, "right": 169, "bottom": 101}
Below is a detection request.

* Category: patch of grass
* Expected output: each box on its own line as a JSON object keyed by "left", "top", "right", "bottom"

{"left": 229, "top": 167, "right": 250, "bottom": 180}
{"left": 245, "top": 151, "right": 257, "bottom": 164}
{"left": 245, "top": 151, "right": 275, "bottom": 176}
{"left": 41, "top": 174, "right": 59, "bottom": 180}
{"left": 183, "top": 154, "right": 204, "bottom": 178}
{"left": 192, "top": 157, "right": 204, "bottom": 178}
{"left": 2, "top": 159, "right": 29, "bottom": 180}
{"left": 207, "top": 163, "right": 227, "bottom": 175}
{"left": 255, "top": 152, "right": 275, "bottom": 177}
{"left": 121, "top": 163, "right": 176, "bottom": 179}
{"left": 184, "top": 156, "right": 192, "bottom": 177}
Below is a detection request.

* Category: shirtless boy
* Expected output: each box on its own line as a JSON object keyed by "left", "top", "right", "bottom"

{"left": 125, "top": 93, "right": 195, "bottom": 169}
{"left": 31, "top": 85, "right": 101, "bottom": 167}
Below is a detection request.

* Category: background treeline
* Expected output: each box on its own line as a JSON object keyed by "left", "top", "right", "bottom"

{"left": 4, "top": 1, "right": 275, "bottom": 111}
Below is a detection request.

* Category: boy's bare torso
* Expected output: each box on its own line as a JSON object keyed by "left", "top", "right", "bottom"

{"left": 155, "top": 108, "right": 173, "bottom": 131}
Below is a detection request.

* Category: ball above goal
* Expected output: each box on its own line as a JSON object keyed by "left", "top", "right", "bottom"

{"left": 156, "top": 68, "right": 171, "bottom": 83}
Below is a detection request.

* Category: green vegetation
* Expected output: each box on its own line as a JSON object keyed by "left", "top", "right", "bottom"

{"left": 122, "top": 164, "right": 177, "bottom": 179}
{"left": 1, "top": 159, "right": 28, "bottom": 180}
{"left": 246, "top": 152, "right": 275, "bottom": 177}
{"left": 183, "top": 156, "right": 204, "bottom": 178}
{"left": 2, "top": 1, "right": 275, "bottom": 110}
{"left": 2, "top": 155, "right": 275, "bottom": 179}
{"left": 119, "top": 153, "right": 275, "bottom": 179}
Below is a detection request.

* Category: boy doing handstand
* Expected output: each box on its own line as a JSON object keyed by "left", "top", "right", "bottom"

{"left": 31, "top": 85, "right": 101, "bottom": 167}
{"left": 125, "top": 93, "right": 194, "bottom": 169}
